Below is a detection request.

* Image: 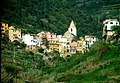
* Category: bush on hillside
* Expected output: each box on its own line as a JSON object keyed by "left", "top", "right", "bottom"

{"left": 38, "top": 48, "right": 44, "bottom": 53}
{"left": 90, "top": 41, "right": 109, "bottom": 57}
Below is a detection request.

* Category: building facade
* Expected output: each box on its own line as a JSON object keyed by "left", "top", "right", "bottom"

{"left": 9, "top": 26, "right": 21, "bottom": 42}
{"left": 37, "top": 31, "right": 57, "bottom": 49}
{"left": 1, "top": 22, "right": 8, "bottom": 37}
{"left": 22, "top": 34, "right": 38, "bottom": 51}
{"left": 102, "top": 19, "right": 119, "bottom": 40}
{"left": 84, "top": 35, "right": 97, "bottom": 50}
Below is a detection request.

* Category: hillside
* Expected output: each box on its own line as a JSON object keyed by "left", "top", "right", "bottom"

{"left": 40, "top": 41, "right": 120, "bottom": 82}
{"left": 1, "top": 0, "right": 120, "bottom": 38}
{"left": 1, "top": 35, "right": 120, "bottom": 82}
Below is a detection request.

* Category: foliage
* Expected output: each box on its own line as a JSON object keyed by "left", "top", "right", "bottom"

{"left": 46, "top": 40, "right": 120, "bottom": 82}
{"left": 1, "top": 0, "right": 120, "bottom": 81}
{"left": 1, "top": 32, "right": 9, "bottom": 44}
{"left": 2, "top": 0, "right": 120, "bottom": 38}
{"left": 1, "top": 39, "right": 120, "bottom": 82}
{"left": 112, "top": 26, "right": 120, "bottom": 41}
{"left": 38, "top": 48, "right": 44, "bottom": 53}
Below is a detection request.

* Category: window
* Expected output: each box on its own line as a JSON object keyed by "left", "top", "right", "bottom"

{"left": 15, "top": 37, "right": 18, "bottom": 38}
{"left": 64, "top": 46, "right": 66, "bottom": 49}
{"left": 13, "top": 29, "right": 16, "bottom": 32}
{"left": 105, "top": 26, "right": 107, "bottom": 30}
{"left": 67, "top": 49, "right": 69, "bottom": 52}
{"left": 13, "top": 34, "right": 17, "bottom": 37}
{"left": 71, "top": 28, "right": 73, "bottom": 32}
{"left": 73, "top": 50, "right": 75, "bottom": 52}
{"left": 33, "top": 45, "right": 35, "bottom": 47}
{"left": 110, "top": 22, "right": 113, "bottom": 24}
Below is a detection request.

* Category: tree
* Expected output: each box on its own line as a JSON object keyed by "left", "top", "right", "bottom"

{"left": 38, "top": 48, "right": 44, "bottom": 53}
{"left": 112, "top": 26, "right": 120, "bottom": 41}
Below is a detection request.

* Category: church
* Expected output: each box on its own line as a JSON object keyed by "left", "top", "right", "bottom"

{"left": 59, "top": 20, "right": 78, "bottom": 57}
{"left": 63, "top": 20, "right": 77, "bottom": 42}
{"left": 68, "top": 20, "right": 77, "bottom": 36}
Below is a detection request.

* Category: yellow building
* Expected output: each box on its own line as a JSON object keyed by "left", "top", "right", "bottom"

{"left": 49, "top": 39, "right": 59, "bottom": 51}
{"left": 1, "top": 22, "right": 8, "bottom": 33}
{"left": 77, "top": 40, "right": 85, "bottom": 53}
{"left": 26, "top": 45, "right": 36, "bottom": 52}
{"left": 1, "top": 22, "right": 8, "bottom": 36}
{"left": 9, "top": 26, "right": 21, "bottom": 42}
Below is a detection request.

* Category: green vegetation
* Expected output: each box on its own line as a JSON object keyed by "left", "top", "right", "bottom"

{"left": 112, "top": 26, "right": 120, "bottom": 41}
{"left": 1, "top": 0, "right": 120, "bottom": 38}
{"left": 1, "top": 0, "right": 120, "bottom": 82}
{"left": 1, "top": 37, "right": 120, "bottom": 82}
{"left": 48, "top": 41, "right": 120, "bottom": 82}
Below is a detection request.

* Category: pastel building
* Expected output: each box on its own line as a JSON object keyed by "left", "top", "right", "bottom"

{"left": 59, "top": 37, "right": 68, "bottom": 57}
{"left": 84, "top": 35, "right": 97, "bottom": 50}
{"left": 59, "top": 20, "right": 78, "bottom": 57}
{"left": 49, "top": 38, "right": 59, "bottom": 51}
{"left": 37, "top": 31, "right": 57, "bottom": 49}
{"left": 9, "top": 26, "right": 21, "bottom": 42}
{"left": 22, "top": 34, "right": 38, "bottom": 51}
{"left": 1, "top": 22, "right": 8, "bottom": 37}
{"left": 77, "top": 37, "right": 86, "bottom": 53}
{"left": 102, "top": 19, "right": 119, "bottom": 40}
{"left": 1, "top": 22, "right": 8, "bottom": 33}
{"left": 70, "top": 41, "right": 77, "bottom": 54}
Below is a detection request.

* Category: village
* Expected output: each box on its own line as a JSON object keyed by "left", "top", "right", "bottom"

{"left": 1, "top": 19, "right": 119, "bottom": 57}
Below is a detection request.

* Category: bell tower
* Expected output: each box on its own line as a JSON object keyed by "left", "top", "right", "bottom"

{"left": 68, "top": 20, "right": 77, "bottom": 36}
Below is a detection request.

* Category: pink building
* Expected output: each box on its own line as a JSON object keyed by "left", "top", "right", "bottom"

{"left": 37, "top": 31, "right": 57, "bottom": 47}
{"left": 51, "top": 34, "right": 56, "bottom": 39}
{"left": 70, "top": 41, "right": 77, "bottom": 54}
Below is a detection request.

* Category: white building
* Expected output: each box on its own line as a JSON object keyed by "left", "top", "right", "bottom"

{"left": 22, "top": 34, "right": 38, "bottom": 46}
{"left": 83, "top": 36, "right": 97, "bottom": 50}
{"left": 102, "top": 19, "right": 119, "bottom": 40}
{"left": 68, "top": 20, "right": 77, "bottom": 36}
{"left": 103, "top": 19, "right": 119, "bottom": 30}
{"left": 22, "top": 34, "right": 39, "bottom": 51}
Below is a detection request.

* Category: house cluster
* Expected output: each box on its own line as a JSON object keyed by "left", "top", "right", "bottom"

{"left": 1, "top": 19, "right": 119, "bottom": 57}
{"left": 102, "top": 19, "right": 119, "bottom": 40}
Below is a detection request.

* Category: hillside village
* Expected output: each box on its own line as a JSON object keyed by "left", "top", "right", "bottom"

{"left": 1, "top": 19, "right": 119, "bottom": 57}
{"left": 1, "top": 0, "right": 120, "bottom": 82}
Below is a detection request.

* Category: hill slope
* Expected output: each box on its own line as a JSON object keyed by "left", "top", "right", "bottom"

{"left": 1, "top": 35, "right": 120, "bottom": 82}
{"left": 1, "top": 0, "right": 120, "bottom": 38}
{"left": 41, "top": 41, "right": 120, "bottom": 82}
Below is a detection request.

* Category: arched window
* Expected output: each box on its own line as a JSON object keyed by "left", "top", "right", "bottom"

{"left": 71, "top": 28, "right": 72, "bottom": 32}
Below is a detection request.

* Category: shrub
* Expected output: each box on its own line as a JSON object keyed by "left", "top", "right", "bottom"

{"left": 38, "top": 48, "right": 44, "bottom": 53}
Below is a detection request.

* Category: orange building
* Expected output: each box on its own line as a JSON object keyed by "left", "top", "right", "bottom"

{"left": 26, "top": 45, "right": 36, "bottom": 52}
{"left": 1, "top": 22, "right": 8, "bottom": 36}
{"left": 77, "top": 40, "right": 85, "bottom": 53}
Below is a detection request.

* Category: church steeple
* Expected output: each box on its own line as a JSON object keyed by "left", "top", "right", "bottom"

{"left": 69, "top": 20, "right": 76, "bottom": 28}
{"left": 68, "top": 20, "right": 77, "bottom": 36}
